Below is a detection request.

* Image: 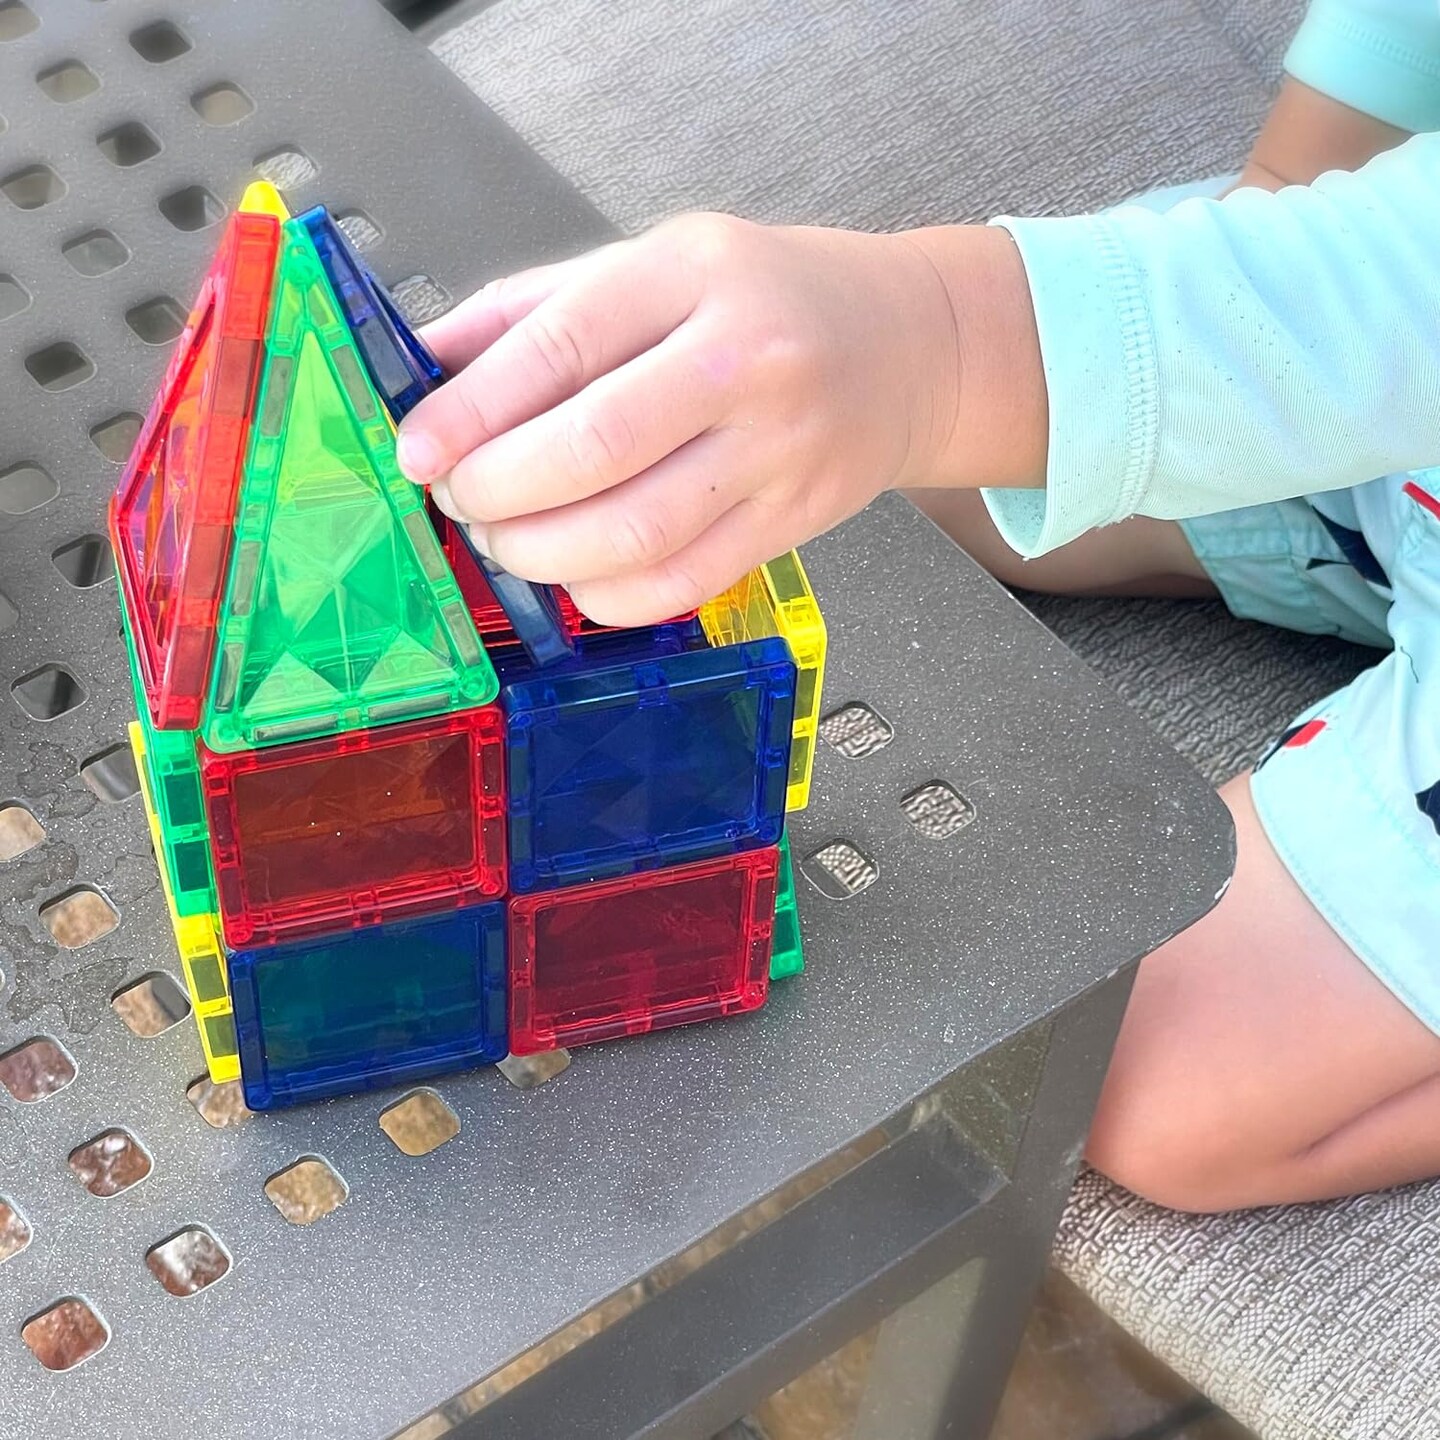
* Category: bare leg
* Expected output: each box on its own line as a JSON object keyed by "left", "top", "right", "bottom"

{"left": 912, "top": 490, "right": 1440, "bottom": 1207}
{"left": 1087, "top": 775, "right": 1440, "bottom": 1211}
{"left": 907, "top": 489, "right": 1218, "bottom": 599}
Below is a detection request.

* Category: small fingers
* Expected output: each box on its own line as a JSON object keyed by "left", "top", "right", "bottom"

{"left": 567, "top": 498, "right": 804, "bottom": 629}
{"left": 445, "top": 326, "right": 732, "bottom": 524}
{"left": 417, "top": 252, "right": 602, "bottom": 372}
{"left": 397, "top": 235, "right": 702, "bottom": 485}
{"left": 429, "top": 475, "right": 466, "bottom": 524}
{"left": 482, "top": 429, "right": 747, "bottom": 585}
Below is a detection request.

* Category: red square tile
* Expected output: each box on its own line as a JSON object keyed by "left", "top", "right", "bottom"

{"left": 508, "top": 848, "right": 778, "bottom": 1054}
{"left": 201, "top": 707, "right": 505, "bottom": 946}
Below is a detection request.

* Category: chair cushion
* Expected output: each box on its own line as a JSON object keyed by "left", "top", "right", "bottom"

{"left": 1056, "top": 1168, "right": 1440, "bottom": 1440}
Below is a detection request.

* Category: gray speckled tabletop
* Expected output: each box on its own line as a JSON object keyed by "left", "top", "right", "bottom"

{"left": 0, "top": 3, "right": 1232, "bottom": 1437}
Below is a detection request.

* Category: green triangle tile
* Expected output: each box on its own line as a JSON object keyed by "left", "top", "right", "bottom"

{"left": 204, "top": 218, "right": 494, "bottom": 752}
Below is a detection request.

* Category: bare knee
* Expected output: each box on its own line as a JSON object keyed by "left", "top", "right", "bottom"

{"left": 1086, "top": 1102, "right": 1252, "bottom": 1214}
{"left": 1086, "top": 1056, "right": 1309, "bottom": 1214}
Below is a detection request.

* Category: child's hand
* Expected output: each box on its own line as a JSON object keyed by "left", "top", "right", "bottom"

{"left": 397, "top": 215, "right": 987, "bottom": 626}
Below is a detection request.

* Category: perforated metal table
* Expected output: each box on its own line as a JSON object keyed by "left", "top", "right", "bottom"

{"left": 0, "top": 4, "right": 1234, "bottom": 1438}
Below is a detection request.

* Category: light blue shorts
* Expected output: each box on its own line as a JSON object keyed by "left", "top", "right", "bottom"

{"left": 1120, "top": 175, "right": 1440, "bottom": 1037}
{"left": 1180, "top": 476, "right": 1440, "bottom": 1036}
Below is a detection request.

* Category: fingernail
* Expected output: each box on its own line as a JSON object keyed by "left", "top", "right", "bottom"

{"left": 430, "top": 477, "right": 462, "bottom": 523}
{"left": 396, "top": 427, "right": 440, "bottom": 483}
{"left": 467, "top": 523, "right": 493, "bottom": 559}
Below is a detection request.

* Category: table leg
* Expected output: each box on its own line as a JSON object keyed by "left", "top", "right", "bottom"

{"left": 852, "top": 971, "right": 1135, "bottom": 1440}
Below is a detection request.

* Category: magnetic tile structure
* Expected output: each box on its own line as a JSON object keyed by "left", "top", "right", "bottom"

{"left": 110, "top": 183, "right": 819, "bottom": 1110}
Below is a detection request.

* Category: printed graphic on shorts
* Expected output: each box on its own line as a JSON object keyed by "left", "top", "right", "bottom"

{"left": 1314, "top": 512, "right": 1391, "bottom": 588}
{"left": 1402, "top": 480, "right": 1440, "bottom": 523}
{"left": 1256, "top": 718, "right": 1327, "bottom": 770}
{"left": 1416, "top": 782, "right": 1440, "bottom": 837}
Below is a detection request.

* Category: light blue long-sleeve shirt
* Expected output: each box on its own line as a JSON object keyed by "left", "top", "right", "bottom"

{"left": 982, "top": 0, "right": 1440, "bottom": 559}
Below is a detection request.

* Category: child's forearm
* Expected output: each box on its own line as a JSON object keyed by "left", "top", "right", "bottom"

{"left": 1232, "top": 78, "right": 1409, "bottom": 192}
{"left": 896, "top": 226, "right": 1049, "bottom": 494}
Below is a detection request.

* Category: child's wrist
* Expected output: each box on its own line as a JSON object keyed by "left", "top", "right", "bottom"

{"left": 895, "top": 224, "right": 1048, "bottom": 493}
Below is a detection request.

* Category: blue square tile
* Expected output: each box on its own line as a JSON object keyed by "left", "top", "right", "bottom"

{"left": 503, "top": 637, "right": 796, "bottom": 892}
{"left": 229, "top": 901, "right": 508, "bottom": 1110}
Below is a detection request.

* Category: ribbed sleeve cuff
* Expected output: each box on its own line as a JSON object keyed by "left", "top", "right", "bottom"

{"left": 982, "top": 213, "right": 1158, "bottom": 559}
{"left": 1284, "top": 0, "right": 1440, "bottom": 134}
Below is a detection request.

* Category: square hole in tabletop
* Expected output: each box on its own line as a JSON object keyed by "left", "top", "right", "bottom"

{"left": 52, "top": 533, "right": 113, "bottom": 588}
{"left": 336, "top": 209, "right": 382, "bottom": 253}
{"left": 2, "top": 163, "right": 65, "bottom": 210}
{"left": 0, "top": 2, "right": 38, "bottom": 42}
{"left": 158, "top": 184, "right": 224, "bottom": 231}
{"left": 111, "top": 971, "right": 190, "bottom": 1037}
{"left": 901, "top": 780, "right": 977, "bottom": 839}
{"left": 0, "top": 1196, "right": 31, "bottom": 1264}
{"left": 22, "top": 1299, "right": 109, "bottom": 1372}
{"left": 391, "top": 273, "right": 451, "bottom": 325}
{"left": 191, "top": 82, "right": 252, "bottom": 125}
{"left": 0, "top": 462, "right": 57, "bottom": 513}
{"left": 12, "top": 663, "right": 86, "bottom": 720}
{"left": 89, "top": 411, "right": 142, "bottom": 462}
{"left": 129, "top": 19, "right": 190, "bottom": 62}
{"left": 125, "top": 295, "right": 185, "bottom": 344}
{"left": 62, "top": 228, "right": 128, "bottom": 276}
{"left": 25, "top": 340, "right": 93, "bottom": 391}
{"left": 801, "top": 839, "right": 879, "bottom": 900}
{"left": 0, "top": 1036, "right": 77, "bottom": 1102}
{"left": 69, "top": 1128, "right": 152, "bottom": 1197}
{"left": 497, "top": 1049, "right": 571, "bottom": 1089}
{"left": 36, "top": 59, "right": 99, "bottom": 102}
{"left": 79, "top": 742, "right": 139, "bottom": 801}
{"left": 264, "top": 1157, "right": 347, "bottom": 1225}
{"left": 0, "top": 273, "right": 31, "bottom": 320}
{"left": 379, "top": 1089, "right": 461, "bottom": 1157}
{"left": 254, "top": 145, "right": 317, "bottom": 190}
{"left": 40, "top": 885, "right": 118, "bottom": 947}
{"left": 97, "top": 120, "right": 160, "bottom": 167}
{"left": 185, "top": 1074, "right": 251, "bottom": 1129}
{"left": 146, "top": 1226, "right": 231, "bottom": 1296}
{"left": 0, "top": 803, "right": 44, "bottom": 861}
{"left": 819, "top": 701, "right": 895, "bottom": 759}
